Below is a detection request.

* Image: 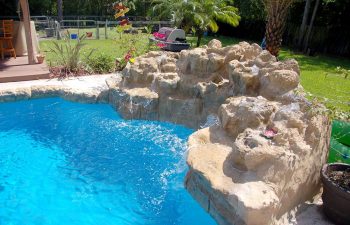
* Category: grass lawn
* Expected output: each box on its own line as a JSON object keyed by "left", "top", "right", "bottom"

{"left": 279, "top": 50, "right": 350, "bottom": 112}
{"left": 40, "top": 33, "right": 150, "bottom": 67}
{"left": 40, "top": 34, "right": 350, "bottom": 113}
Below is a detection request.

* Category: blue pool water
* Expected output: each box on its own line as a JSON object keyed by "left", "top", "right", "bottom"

{"left": 0, "top": 98, "right": 216, "bottom": 225}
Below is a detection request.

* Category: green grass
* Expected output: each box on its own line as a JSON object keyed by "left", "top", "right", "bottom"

{"left": 40, "top": 33, "right": 150, "bottom": 66}
{"left": 279, "top": 50, "right": 350, "bottom": 112}
{"left": 40, "top": 34, "right": 350, "bottom": 112}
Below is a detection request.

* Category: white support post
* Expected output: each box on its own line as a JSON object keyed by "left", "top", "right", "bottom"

{"left": 20, "top": 0, "right": 36, "bottom": 64}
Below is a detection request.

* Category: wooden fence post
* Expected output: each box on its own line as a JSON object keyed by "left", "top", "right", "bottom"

{"left": 96, "top": 21, "right": 100, "bottom": 39}
{"left": 105, "top": 19, "right": 108, "bottom": 39}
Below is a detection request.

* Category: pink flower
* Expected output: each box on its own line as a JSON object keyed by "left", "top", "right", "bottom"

{"left": 156, "top": 43, "right": 166, "bottom": 48}
{"left": 124, "top": 53, "right": 132, "bottom": 61}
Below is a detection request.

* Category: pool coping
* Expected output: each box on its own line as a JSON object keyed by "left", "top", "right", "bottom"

{"left": 0, "top": 74, "right": 117, "bottom": 104}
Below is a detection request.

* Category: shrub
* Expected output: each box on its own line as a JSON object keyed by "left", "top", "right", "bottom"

{"left": 49, "top": 32, "right": 92, "bottom": 76}
{"left": 87, "top": 53, "right": 116, "bottom": 74}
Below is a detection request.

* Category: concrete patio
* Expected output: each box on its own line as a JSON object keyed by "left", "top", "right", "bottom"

{"left": 0, "top": 56, "right": 50, "bottom": 83}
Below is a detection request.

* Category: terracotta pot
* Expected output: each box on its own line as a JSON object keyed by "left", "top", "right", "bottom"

{"left": 321, "top": 163, "right": 350, "bottom": 225}
{"left": 36, "top": 55, "right": 45, "bottom": 64}
{"left": 86, "top": 32, "right": 93, "bottom": 38}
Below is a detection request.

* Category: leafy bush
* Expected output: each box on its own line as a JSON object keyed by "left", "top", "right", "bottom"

{"left": 49, "top": 32, "right": 93, "bottom": 76}
{"left": 87, "top": 53, "right": 116, "bottom": 74}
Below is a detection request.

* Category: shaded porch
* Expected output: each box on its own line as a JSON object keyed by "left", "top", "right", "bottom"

{"left": 0, "top": 56, "right": 50, "bottom": 83}
{"left": 0, "top": 0, "right": 49, "bottom": 83}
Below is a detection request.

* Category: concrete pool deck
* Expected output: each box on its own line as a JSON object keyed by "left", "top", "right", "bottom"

{"left": 0, "top": 74, "right": 334, "bottom": 225}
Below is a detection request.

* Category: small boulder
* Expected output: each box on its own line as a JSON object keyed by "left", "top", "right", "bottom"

{"left": 260, "top": 69, "right": 299, "bottom": 99}
{"left": 208, "top": 39, "right": 222, "bottom": 48}
{"left": 219, "top": 96, "right": 278, "bottom": 138}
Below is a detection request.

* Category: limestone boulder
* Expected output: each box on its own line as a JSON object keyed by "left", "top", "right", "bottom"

{"left": 177, "top": 48, "right": 224, "bottom": 76}
{"left": 228, "top": 60, "right": 260, "bottom": 95}
{"left": 187, "top": 99, "right": 330, "bottom": 225}
{"left": 253, "top": 50, "right": 277, "bottom": 68}
{"left": 219, "top": 96, "right": 278, "bottom": 138}
{"left": 154, "top": 72, "right": 180, "bottom": 95}
{"left": 260, "top": 69, "right": 300, "bottom": 99}
{"left": 109, "top": 87, "right": 159, "bottom": 120}
{"left": 159, "top": 96, "right": 203, "bottom": 128}
{"left": 208, "top": 39, "right": 223, "bottom": 48}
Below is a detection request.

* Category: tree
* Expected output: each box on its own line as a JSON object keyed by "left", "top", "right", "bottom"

{"left": 263, "top": 0, "right": 294, "bottom": 56}
{"left": 298, "top": 0, "right": 312, "bottom": 48}
{"left": 302, "top": 0, "right": 320, "bottom": 53}
{"left": 234, "top": 0, "right": 266, "bottom": 21}
{"left": 57, "top": 0, "right": 63, "bottom": 21}
{"left": 152, "top": 0, "right": 240, "bottom": 47}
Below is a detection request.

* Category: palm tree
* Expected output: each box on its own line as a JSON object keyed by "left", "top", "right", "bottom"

{"left": 152, "top": 0, "right": 240, "bottom": 47}
{"left": 263, "top": 0, "right": 294, "bottom": 56}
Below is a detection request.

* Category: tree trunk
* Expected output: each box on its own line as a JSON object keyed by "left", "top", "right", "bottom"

{"left": 303, "top": 0, "right": 320, "bottom": 53}
{"left": 265, "top": 11, "right": 286, "bottom": 56}
{"left": 196, "top": 31, "right": 203, "bottom": 47}
{"left": 264, "top": 0, "right": 294, "bottom": 57}
{"left": 298, "top": 0, "right": 311, "bottom": 48}
{"left": 57, "top": 0, "right": 63, "bottom": 22}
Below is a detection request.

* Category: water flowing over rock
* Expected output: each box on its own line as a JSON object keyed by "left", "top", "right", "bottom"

{"left": 108, "top": 40, "right": 330, "bottom": 225}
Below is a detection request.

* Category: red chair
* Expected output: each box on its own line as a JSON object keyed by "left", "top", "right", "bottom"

{"left": 0, "top": 20, "right": 16, "bottom": 59}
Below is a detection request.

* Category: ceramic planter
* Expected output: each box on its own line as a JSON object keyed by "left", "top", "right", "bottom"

{"left": 36, "top": 55, "right": 45, "bottom": 64}
{"left": 321, "top": 163, "right": 350, "bottom": 225}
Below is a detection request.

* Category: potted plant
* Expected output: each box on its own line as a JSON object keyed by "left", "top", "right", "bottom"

{"left": 36, "top": 53, "right": 45, "bottom": 64}
{"left": 321, "top": 163, "right": 350, "bottom": 225}
{"left": 86, "top": 32, "right": 93, "bottom": 38}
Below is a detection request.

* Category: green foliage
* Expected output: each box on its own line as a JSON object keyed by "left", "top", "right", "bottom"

{"left": 152, "top": 0, "right": 240, "bottom": 46}
{"left": 114, "top": 30, "right": 150, "bottom": 70}
{"left": 233, "top": 0, "right": 265, "bottom": 20}
{"left": 87, "top": 53, "right": 116, "bottom": 74}
{"left": 279, "top": 49, "right": 350, "bottom": 114}
{"left": 49, "top": 33, "right": 93, "bottom": 73}
{"left": 40, "top": 34, "right": 149, "bottom": 65}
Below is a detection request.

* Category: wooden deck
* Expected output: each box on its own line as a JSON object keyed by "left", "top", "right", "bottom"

{"left": 0, "top": 57, "right": 50, "bottom": 83}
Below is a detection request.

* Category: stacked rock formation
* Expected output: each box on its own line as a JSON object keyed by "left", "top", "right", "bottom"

{"left": 109, "top": 40, "right": 331, "bottom": 225}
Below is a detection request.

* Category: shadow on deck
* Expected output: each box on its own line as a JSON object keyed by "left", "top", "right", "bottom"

{"left": 0, "top": 57, "right": 50, "bottom": 83}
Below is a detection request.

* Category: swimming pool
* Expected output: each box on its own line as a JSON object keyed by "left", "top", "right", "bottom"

{"left": 0, "top": 98, "right": 216, "bottom": 225}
